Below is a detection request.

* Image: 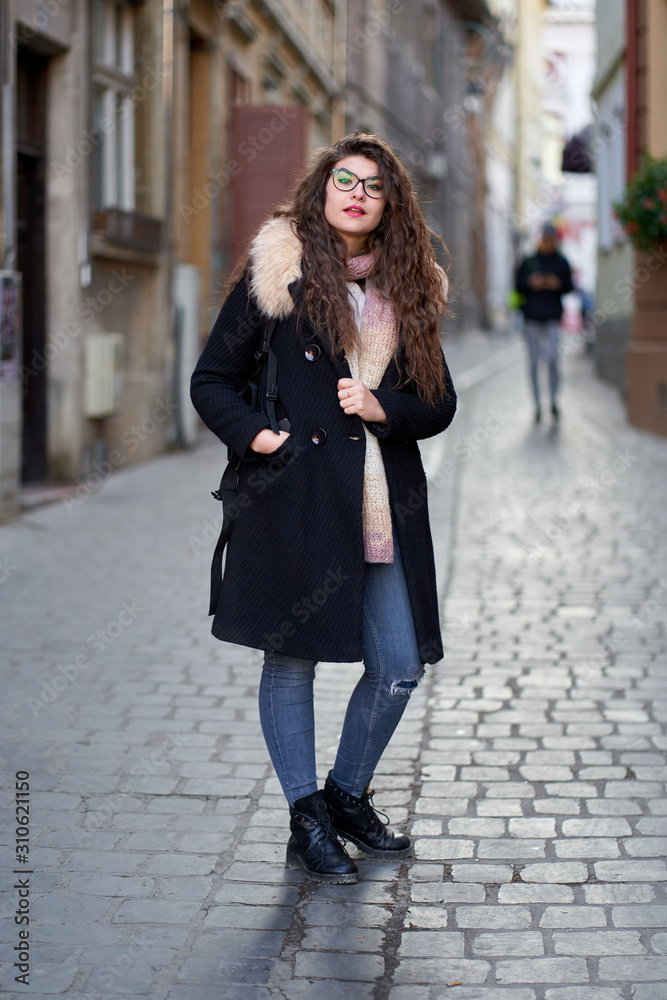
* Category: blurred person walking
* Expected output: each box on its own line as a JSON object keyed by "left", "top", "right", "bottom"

{"left": 516, "top": 223, "right": 573, "bottom": 423}
{"left": 191, "top": 132, "right": 456, "bottom": 884}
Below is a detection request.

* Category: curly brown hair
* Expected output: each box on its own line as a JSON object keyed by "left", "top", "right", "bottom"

{"left": 237, "top": 132, "right": 450, "bottom": 404}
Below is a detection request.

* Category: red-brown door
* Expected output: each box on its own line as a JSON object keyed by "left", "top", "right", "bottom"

{"left": 230, "top": 105, "right": 309, "bottom": 265}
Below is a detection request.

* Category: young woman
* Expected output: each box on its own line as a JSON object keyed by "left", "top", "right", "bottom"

{"left": 191, "top": 132, "right": 456, "bottom": 884}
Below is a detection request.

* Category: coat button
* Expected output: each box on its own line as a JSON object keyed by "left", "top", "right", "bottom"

{"left": 311, "top": 428, "right": 327, "bottom": 445}
{"left": 305, "top": 344, "right": 321, "bottom": 361}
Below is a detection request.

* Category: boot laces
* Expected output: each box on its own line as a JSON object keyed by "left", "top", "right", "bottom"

{"left": 313, "top": 803, "right": 348, "bottom": 863}
{"left": 363, "top": 789, "right": 390, "bottom": 827}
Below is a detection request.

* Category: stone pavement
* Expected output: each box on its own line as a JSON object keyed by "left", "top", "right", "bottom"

{"left": 1, "top": 328, "right": 666, "bottom": 1000}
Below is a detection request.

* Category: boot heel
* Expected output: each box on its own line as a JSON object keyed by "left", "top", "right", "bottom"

{"left": 323, "top": 771, "right": 411, "bottom": 858}
{"left": 285, "top": 845, "right": 300, "bottom": 870}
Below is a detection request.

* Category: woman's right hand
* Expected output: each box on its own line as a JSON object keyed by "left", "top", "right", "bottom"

{"left": 249, "top": 428, "right": 291, "bottom": 454}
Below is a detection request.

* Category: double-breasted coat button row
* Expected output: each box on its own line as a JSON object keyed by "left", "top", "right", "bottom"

{"left": 302, "top": 346, "right": 325, "bottom": 443}
{"left": 304, "top": 345, "right": 362, "bottom": 444}
{"left": 308, "top": 431, "right": 363, "bottom": 445}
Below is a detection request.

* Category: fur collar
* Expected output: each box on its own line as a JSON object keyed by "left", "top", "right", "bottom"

{"left": 249, "top": 217, "right": 302, "bottom": 318}
{"left": 248, "top": 215, "right": 449, "bottom": 318}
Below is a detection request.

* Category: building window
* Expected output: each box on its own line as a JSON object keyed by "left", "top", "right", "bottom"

{"left": 91, "top": 0, "right": 137, "bottom": 212}
{"left": 313, "top": 1, "right": 333, "bottom": 63}
{"left": 230, "top": 68, "right": 250, "bottom": 107}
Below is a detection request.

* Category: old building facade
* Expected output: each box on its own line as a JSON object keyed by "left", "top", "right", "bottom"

{"left": 344, "top": 0, "right": 511, "bottom": 327}
{"left": 592, "top": 0, "right": 634, "bottom": 390}
{"left": 1, "top": 0, "right": 172, "bottom": 524}
{"left": 623, "top": 0, "right": 667, "bottom": 437}
{"left": 0, "top": 0, "right": 344, "bottom": 520}
{"left": 592, "top": 0, "right": 667, "bottom": 438}
{"left": 2, "top": 0, "right": 562, "bottom": 520}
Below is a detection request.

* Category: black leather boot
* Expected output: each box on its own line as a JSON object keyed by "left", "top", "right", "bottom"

{"left": 323, "top": 771, "right": 412, "bottom": 859}
{"left": 286, "top": 789, "right": 358, "bottom": 883}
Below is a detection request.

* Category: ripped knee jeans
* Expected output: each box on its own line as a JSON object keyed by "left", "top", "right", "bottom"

{"left": 259, "top": 529, "right": 424, "bottom": 804}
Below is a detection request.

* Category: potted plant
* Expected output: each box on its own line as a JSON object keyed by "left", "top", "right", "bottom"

{"left": 613, "top": 155, "right": 667, "bottom": 250}
{"left": 613, "top": 155, "right": 667, "bottom": 437}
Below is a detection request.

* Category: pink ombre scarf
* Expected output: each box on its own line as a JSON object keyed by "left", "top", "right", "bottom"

{"left": 345, "top": 253, "right": 397, "bottom": 563}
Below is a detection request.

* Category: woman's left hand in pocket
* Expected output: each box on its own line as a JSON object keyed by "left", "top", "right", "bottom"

{"left": 337, "top": 378, "right": 387, "bottom": 424}
{"left": 249, "top": 428, "right": 291, "bottom": 454}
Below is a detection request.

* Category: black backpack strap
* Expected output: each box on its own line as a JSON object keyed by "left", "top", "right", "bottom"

{"left": 208, "top": 459, "right": 240, "bottom": 614}
{"left": 262, "top": 317, "right": 280, "bottom": 434}
{"left": 208, "top": 314, "right": 279, "bottom": 616}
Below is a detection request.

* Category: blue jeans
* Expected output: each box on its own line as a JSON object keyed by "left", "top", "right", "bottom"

{"left": 524, "top": 319, "right": 560, "bottom": 406}
{"left": 258, "top": 531, "right": 424, "bottom": 805}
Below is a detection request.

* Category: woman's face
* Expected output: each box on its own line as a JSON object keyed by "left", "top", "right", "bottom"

{"left": 324, "top": 155, "right": 387, "bottom": 255}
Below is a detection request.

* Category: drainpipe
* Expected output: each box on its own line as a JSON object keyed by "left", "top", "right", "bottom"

{"left": 162, "top": 0, "right": 177, "bottom": 444}
{"left": 78, "top": 0, "right": 91, "bottom": 288}
{"left": 626, "top": 0, "right": 636, "bottom": 177}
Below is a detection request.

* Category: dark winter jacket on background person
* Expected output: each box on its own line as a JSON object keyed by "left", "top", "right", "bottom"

{"left": 190, "top": 218, "right": 457, "bottom": 665}
{"left": 516, "top": 250, "right": 573, "bottom": 321}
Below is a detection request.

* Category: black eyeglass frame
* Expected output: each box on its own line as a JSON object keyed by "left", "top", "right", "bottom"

{"left": 329, "top": 168, "right": 386, "bottom": 199}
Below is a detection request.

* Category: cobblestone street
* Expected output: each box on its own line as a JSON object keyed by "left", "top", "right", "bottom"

{"left": 2, "top": 330, "right": 667, "bottom": 999}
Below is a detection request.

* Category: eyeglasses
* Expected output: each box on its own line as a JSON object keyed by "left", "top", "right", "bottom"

{"left": 330, "top": 168, "right": 386, "bottom": 199}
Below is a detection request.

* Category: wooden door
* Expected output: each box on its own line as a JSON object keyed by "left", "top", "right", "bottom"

{"left": 230, "top": 105, "right": 309, "bottom": 265}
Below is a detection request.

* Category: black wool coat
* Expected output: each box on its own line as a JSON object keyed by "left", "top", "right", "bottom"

{"left": 190, "top": 219, "right": 457, "bottom": 664}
